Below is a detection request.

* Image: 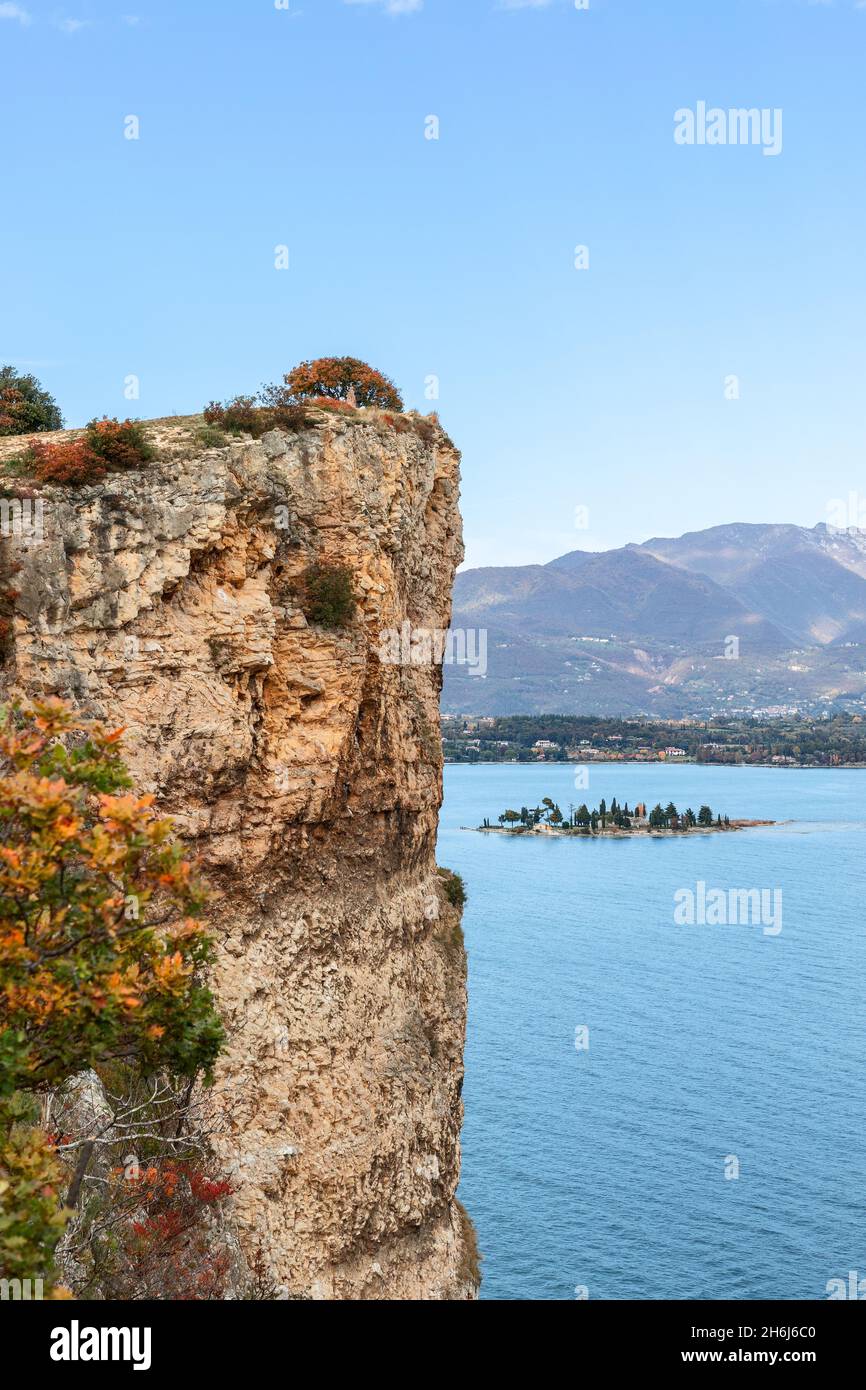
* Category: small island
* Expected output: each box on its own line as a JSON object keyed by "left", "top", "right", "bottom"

{"left": 474, "top": 797, "right": 775, "bottom": 836}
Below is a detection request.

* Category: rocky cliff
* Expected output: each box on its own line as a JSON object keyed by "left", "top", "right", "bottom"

{"left": 0, "top": 409, "right": 474, "bottom": 1299}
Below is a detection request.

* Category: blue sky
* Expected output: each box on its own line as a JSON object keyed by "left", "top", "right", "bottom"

{"left": 2, "top": 0, "right": 865, "bottom": 567}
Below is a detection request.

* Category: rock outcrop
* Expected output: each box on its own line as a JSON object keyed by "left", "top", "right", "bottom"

{"left": 0, "top": 409, "right": 474, "bottom": 1299}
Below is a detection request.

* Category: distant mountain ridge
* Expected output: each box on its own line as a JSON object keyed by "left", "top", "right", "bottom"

{"left": 443, "top": 523, "right": 866, "bottom": 717}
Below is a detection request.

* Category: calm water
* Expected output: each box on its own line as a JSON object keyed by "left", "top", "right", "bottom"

{"left": 441, "top": 764, "right": 866, "bottom": 1301}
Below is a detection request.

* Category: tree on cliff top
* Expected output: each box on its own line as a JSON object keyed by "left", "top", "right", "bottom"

{"left": 284, "top": 357, "right": 404, "bottom": 411}
{"left": 0, "top": 366, "right": 63, "bottom": 436}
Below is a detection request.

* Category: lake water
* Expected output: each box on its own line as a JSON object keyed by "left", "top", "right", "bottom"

{"left": 440, "top": 763, "right": 866, "bottom": 1301}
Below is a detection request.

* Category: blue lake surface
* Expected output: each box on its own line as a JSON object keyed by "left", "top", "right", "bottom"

{"left": 440, "top": 763, "right": 866, "bottom": 1301}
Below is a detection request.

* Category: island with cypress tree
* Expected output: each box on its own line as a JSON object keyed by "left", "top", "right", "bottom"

{"left": 475, "top": 797, "right": 775, "bottom": 836}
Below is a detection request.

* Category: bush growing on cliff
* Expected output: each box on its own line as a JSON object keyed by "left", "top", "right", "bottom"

{"left": 301, "top": 395, "right": 357, "bottom": 416}
{"left": 440, "top": 870, "right": 467, "bottom": 909}
{"left": 257, "top": 381, "right": 312, "bottom": 432}
{"left": 0, "top": 699, "right": 224, "bottom": 1291}
{"left": 24, "top": 436, "right": 106, "bottom": 485}
{"left": 456, "top": 1198, "right": 482, "bottom": 1292}
{"left": 203, "top": 388, "right": 309, "bottom": 438}
{"left": 195, "top": 422, "right": 230, "bottom": 449}
{"left": 0, "top": 1091, "right": 70, "bottom": 1293}
{"left": 0, "top": 366, "right": 63, "bottom": 437}
{"left": 85, "top": 416, "right": 156, "bottom": 470}
{"left": 300, "top": 562, "right": 358, "bottom": 630}
{"left": 284, "top": 357, "right": 403, "bottom": 411}
{"left": 58, "top": 1122, "right": 237, "bottom": 1300}
{"left": 0, "top": 550, "right": 22, "bottom": 664}
{"left": 204, "top": 395, "right": 263, "bottom": 437}
{"left": 202, "top": 364, "right": 410, "bottom": 437}
{"left": 412, "top": 413, "right": 439, "bottom": 445}
{"left": 17, "top": 418, "right": 155, "bottom": 486}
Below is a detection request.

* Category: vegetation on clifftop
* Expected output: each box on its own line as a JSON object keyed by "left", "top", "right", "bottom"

{"left": 6, "top": 418, "right": 156, "bottom": 485}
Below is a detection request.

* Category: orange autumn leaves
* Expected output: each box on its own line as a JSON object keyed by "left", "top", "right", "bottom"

{"left": 284, "top": 356, "right": 404, "bottom": 411}
{"left": 18, "top": 418, "right": 156, "bottom": 486}
{"left": 0, "top": 699, "right": 223, "bottom": 1098}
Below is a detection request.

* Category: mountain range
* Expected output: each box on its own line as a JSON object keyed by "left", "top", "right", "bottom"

{"left": 443, "top": 523, "right": 866, "bottom": 717}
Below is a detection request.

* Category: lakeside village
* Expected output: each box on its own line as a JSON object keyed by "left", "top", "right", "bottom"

{"left": 476, "top": 798, "right": 775, "bottom": 837}
{"left": 442, "top": 714, "right": 866, "bottom": 767}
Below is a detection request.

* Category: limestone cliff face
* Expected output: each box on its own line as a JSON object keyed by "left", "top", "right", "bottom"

{"left": 0, "top": 410, "right": 474, "bottom": 1299}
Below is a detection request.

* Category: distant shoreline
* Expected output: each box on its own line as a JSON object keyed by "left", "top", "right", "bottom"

{"left": 445, "top": 759, "right": 866, "bottom": 771}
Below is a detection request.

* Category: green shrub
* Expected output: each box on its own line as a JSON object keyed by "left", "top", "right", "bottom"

{"left": 195, "top": 423, "right": 229, "bottom": 449}
{"left": 441, "top": 869, "right": 467, "bottom": 909}
{"left": 203, "top": 396, "right": 264, "bottom": 437}
{"left": 301, "top": 563, "right": 357, "bottom": 630}
{"left": 203, "top": 390, "right": 310, "bottom": 439}
{"left": 257, "top": 383, "right": 311, "bottom": 432}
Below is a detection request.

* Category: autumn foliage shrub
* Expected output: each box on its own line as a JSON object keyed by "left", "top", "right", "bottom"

{"left": 412, "top": 413, "right": 438, "bottom": 445}
{"left": 0, "top": 699, "right": 223, "bottom": 1096}
{"left": 284, "top": 357, "right": 403, "bottom": 410}
{"left": 0, "top": 1092, "right": 69, "bottom": 1292}
{"left": 306, "top": 396, "right": 357, "bottom": 416}
{"left": 19, "top": 418, "right": 155, "bottom": 486}
{"left": 85, "top": 417, "right": 156, "bottom": 470}
{"left": 379, "top": 411, "right": 412, "bottom": 434}
{"left": 0, "top": 700, "right": 224, "bottom": 1291}
{"left": 26, "top": 437, "right": 106, "bottom": 485}
{"left": 202, "top": 361, "right": 406, "bottom": 436}
{"left": 85, "top": 1158, "right": 235, "bottom": 1301}
{"left": 0, "top": 551, "right": 22, "bottom": 663}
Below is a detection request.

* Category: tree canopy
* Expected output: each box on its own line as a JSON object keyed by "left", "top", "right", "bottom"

{"left": 284, "top": 357, "right": 403, "bottom": 411}
{"left": 0, "top": 366, "right": 63, "bottom": 436}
